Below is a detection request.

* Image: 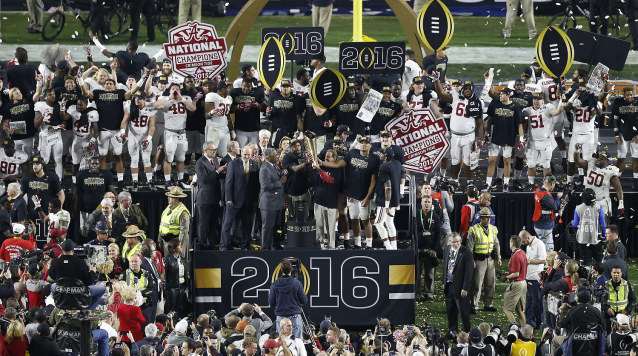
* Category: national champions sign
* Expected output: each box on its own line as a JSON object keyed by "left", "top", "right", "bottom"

{"left": 164, "top": 21, "right": 227, "bottom": 80}
{"left": 386, "top": 109, "right": 449, "bottom": 174}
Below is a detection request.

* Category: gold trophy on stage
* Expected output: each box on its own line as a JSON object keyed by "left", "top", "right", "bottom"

{"left": 304, "top": 130, "right": 319, "bottom": 165}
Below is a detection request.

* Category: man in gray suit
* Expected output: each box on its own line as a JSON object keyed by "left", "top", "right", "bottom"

{"left": 195, "top": 142, "right": 227, "bottom": 249}
{"left": 259, "top": 148, "right": 286, "bottom": 250}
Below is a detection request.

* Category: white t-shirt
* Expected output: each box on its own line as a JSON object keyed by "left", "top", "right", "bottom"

{"left": 525, "top": 236, "right": 547, "bottom": 280}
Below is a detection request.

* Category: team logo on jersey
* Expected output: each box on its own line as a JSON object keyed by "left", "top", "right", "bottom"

{"left": 385, "top": 108, "right": 449, "bottom": 174}
{"left": 417, "top": 0, "right": 454, "bottom": 52}
{"left": 257, "top": 37, "right": 287, "bottom": 90}
{"left": 309, "top": 69, "right": 347, "bottom": 109}
{"left": 535, "top": 26, "right": 574, "bottom": 78}
{"left": 163, "top": 21, "right": 227, "bottom": 80}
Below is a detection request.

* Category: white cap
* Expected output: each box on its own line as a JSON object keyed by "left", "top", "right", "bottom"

{"left": 617, "top": 314, "right": 630, "bottom": 326}
{"left": 175, "top": 319, "right": 188, "bottom": 333}
{"left": 12, "top": 223, "right": 25, "bottom": 235}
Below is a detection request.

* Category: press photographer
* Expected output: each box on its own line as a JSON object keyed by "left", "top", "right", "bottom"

{"left": 503, "top": 324, "right": 536, "bottom": 356}
{"left": 607, "top": 314, "right": 636, "bottom": 356}
{"left": 603, "top": 267, "right": 636, "bottom": 331}
{"left": 47, "top": 239, "right": 106, "bottom": 310}
{"left": 460, "top": 328, "right": 494, "bottom": 356}
{"left": 557, "top": 287, "right": 605, "bottom": 334}
{"left": 0, "top": 223, "right": 36, "bottom": 266}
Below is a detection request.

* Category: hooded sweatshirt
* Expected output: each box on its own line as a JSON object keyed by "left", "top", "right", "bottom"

{"left": 268, "top": 275, "right": 308, "bottom": 316}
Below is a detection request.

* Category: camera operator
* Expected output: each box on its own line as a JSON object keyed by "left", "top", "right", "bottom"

{"left": 603, "top": 267, "right": 636, "bottom": 330}
{"left": 504, "top": 325, "right": 536, "bottom": 356}
{"left": 607, "top": 314, "right": 634, "bottom": 356}
{"left": 223, "top": 303, "right": 272, "bottom": 339}
{"left": 460, "top": 328, "right": 494, "bottom": 356}
{"left": 47, "top": 239, "right": 106, "bottom": 310}
{"left": 557, "top": 287, "right": 605, "bottom": 333}
{"left": 0, "top": 223, "right": 36, "bottom": 266}
{"left": 269, "top": 260, "right": 308, "bottom": 339}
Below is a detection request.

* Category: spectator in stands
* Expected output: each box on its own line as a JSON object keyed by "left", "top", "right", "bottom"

{"left": 605, "top": 225, "right": 626, "bottom": 260}
{"left": 117, "top": 284, "right": 146, "bottom": 344}
{"left": 164, "top": 238, "right": 188, "bottom": 318}
{"left": 603, "top": 240, "right": 628, "bottom": 279}
{"left": 47, "top": 239, "right": 105, "bottom": 310}
{"left": 114, "top": 191, "right": 149, "bottom": 232}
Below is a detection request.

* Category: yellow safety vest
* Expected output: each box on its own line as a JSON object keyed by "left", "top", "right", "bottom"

{"left": 159, "top": 203, "right": 190, "bottom": 235}
{"left": 125, "top": 269, "right": 149, "bottom": 291}
{"left": 468, "top": 224, "right": 497, "bottom": 254}
{"left": 511, "top": 339, "right": 536, "bottom": 356}
{"left": 122, "top": 242, "right": 142, "bottom": 262}
{"left": 606, "top": 279, "right": 629, "bottom": 312}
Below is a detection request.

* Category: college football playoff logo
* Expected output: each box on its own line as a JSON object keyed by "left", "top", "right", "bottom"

{"left": 163, "top": 21, "right": 227, "bottom": 80}
{"left": 258, "top": 37, "right": 287, "bottom": 90}
{"left": 417, "top": 0, "right": 455, "bottom": 52}
{"left": 309, "top": 68, "right": 347, "bottom": 110}
{"left": 535, "top": 26, "right": 574, "bottom": 78}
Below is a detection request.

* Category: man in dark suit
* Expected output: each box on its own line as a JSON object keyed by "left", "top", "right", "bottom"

{"left": 442, "top": 232, "right": 474, "bottom": 333}
{"left": 220, "top": 146, "right": 260, "bottom": 250}
{"left": 196, "top": 142, "right": 227, "bottom": 249}
{"left": 259, "top": 148, "right": 285, "bottom": 250}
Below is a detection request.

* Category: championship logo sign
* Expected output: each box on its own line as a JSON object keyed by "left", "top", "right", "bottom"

{"left": 257, "top": 37, "right": 286, "bottom": 90}
{"left": 309, "top": 68, "right": 347, "bottom": 109}
{"left": 339, "top": 42, "right": 405, "bottom": 75}
{"left": 262, "top": 27, "right": 325, "bottom": 61}
{"left": 163, "top": 21, "right": 227, "bottom": 80}
{"left": 385, "top": 108, "right": 449, "bottom": 174}
{"left": 417, "top": 0, "right": 454, "bottom": 52}
{"left": 535, "top": 26, "right": 574, "bottom": 78}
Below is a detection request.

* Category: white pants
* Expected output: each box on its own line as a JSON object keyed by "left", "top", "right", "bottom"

{"left": 374, "top": 206, "right": 397, "bottom": 242}
{"left": 39, "top": 129, "right": 64, "bottom": 178}
{"left": 205, "top": 124, "right": 230, "bottom": 157}
{"left": 347, "top": 198, "right": 371, "bottom": 220}
{"left": 127, "top": 132, "right": 153, "bottom": 169}
{"left": 71, "top": 135, "right": 93, "bottom": 165}
{"left": 235, "top": 129, "right": 259, "bottom": 148}
{"left": 98, "top": 130, "right": 123, "bottom": 156}
{"left": 450, "top": 133, "right": 475, "bottom": 166}
{"left": 164, "top": 130, "right": 188, "bottom": 163}
{"left": 14, "top": 137, "right": 34, "bottom": 157}
{"left": 488, "top": 143, "right": 513, "bottom": 158}
{"left": 567, "top": 132, "right": 595, "bottom": 162}
{"left": 314, "top": 204, "right": 337, "bottom": 249}
{"left": 526, "top": 140, "right": 553, "bottom": 169}
{"left": 618, "top": 137, "right": 638, "bottom": 159}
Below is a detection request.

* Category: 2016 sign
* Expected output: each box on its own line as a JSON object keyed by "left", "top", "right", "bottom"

{"left": 339, "top": 42, "right": 405, "bottom": 75}
{"left": 261, "top": 27, "right": 325, "bottom": 60}
{"left": 385, "top": 108, "right": 449, "bottom": 174}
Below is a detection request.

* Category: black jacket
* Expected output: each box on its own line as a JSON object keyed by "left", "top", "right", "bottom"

{"left": 558, "top": 302, "right": 605, "bottom": 332}
{"left": 164, "top": 254, "right": 187, "bottom": 289}
{"left": 442, "top": 245, "right": 474, "bottom": 298}
{"left": 29, "top": 334, "right": 64, "bottom": 356}
{"left": 413, "top": 208, "right": 442, "bottom": 255}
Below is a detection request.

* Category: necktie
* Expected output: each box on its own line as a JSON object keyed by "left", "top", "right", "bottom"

{"left": 447, "top": 249, "right": 456, "bottom": 282}
{"left": 275, "top": 163, "right": 281, "bottom": 177}
{"left": 106, "top": 217, "right": 111, "bottom": 228}
{"left": 245, "top": 161, "right": 249, "bottom": 180}
{"left": 124, "top": 209, "right": 129, "bottom": 217}
{"left": 211, "top": 159, "right": 215, "bottom": 168}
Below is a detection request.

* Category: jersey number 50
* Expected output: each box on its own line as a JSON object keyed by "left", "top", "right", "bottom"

{"left": 586, "top": 170, "right": 604, "bottom": 187}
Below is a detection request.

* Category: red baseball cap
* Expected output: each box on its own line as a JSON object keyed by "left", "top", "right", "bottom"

{"left": 155, "top": 322, "right": 165, "bottom": 332}
{"left": 263, "top": 339, "right": 282, "bottom": 350}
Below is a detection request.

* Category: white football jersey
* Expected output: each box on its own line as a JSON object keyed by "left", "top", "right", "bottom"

{"left": 205, "top": 92, "right": 232, "bottom": 127}
{"left": 586, "top": 159, "right": 619, "bottom": 203}
{"left": 449, "top": 90, "right": 481, "bottom": 134}
{"left": 67, "top": 105, "right": 99, "bottom": 137}
{"left": 538, "top": 78, "right": 560, "bottom": 105}
{"left": 159, "top": 96, "right": 190, "bottom": 131}
{"left": 155, "top": 72, "right": 184, "bottom": 85}
{"left": 402, "top": 59, "right": 422, "bottom": 93}
{"left": 292, "top": 81, "right": 309, "bottom": 97}
{"left": 401, "top": 91, "right": 438, "bottom": 110}
{"left": 124, "top": 101, "right": 156, "bottom": 136}
{"left": 34, "top": 101, "right": 55, "bottom": 128}
{"left": 523, "top": 105, "right": 555, "bottom": 143}
{"left": 0, "top": 149, "right": 28, "bottom": 179}
{"left": 572, "top": 101, "right": 596, "bottom": 134}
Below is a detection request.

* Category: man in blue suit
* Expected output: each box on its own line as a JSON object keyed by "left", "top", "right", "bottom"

{"left": 220, "top": 146, "right": 260, "bottom": 250}
{"left": 259, "top": 148, "right": 286, "bottom": 250}
{"left": 195, "top": 142, "right": 227, "bottom": 250}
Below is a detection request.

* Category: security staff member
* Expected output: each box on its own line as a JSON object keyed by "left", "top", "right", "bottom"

{"left": 603, "top": 267, "right": 636, "bottom": 326}
{"left": 608, "top": 314, "right": 633, "bottom": 356}
{"left": 467, "top": 207, "right": 501, "bottom": 314}
{"left": 158, "top": 186, "right": 191, "bottom": 258}
{"left": 121, "top": 225, "right": 144, "bottom": 265}
{"left": 414, "top": 195, "right": 442, "bottom": 302}
{"left": 124, "top": 254, "right": 156, "bottom": 324}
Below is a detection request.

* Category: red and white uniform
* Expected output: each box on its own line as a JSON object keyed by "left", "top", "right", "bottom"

{"left": 124, "top": 101, "right": 156, "bottom": 169}
{"left": 449, "top": 90, "right": 481, "bottom": 167}
{"left": 0, "top": 149, "right": 28, "bottom": 195}
{"left": 400, "top": 91, "right": 438, "bottom": 110}
{"left": 204, "top": 92, "right": 232, "bottom": 156}
{"left": 524, "top": 105, "right": 555, "bottom": 169}
{"left": 67, "top": 105, "right": 99, "bottom": 165}
{"left": 292, "top": 81, "right": 309, "bottom": 97}
{"left": 568, "top": 100, "right": 597, "bottom": 163}
{"left": 585, "top": 159, "right": 619, "bottom": 215}
{"left": 159, "top": 96, "right": 190, "bottom": 163}
{"left": 34, "top": 101, "right": 64, "bottom": 169}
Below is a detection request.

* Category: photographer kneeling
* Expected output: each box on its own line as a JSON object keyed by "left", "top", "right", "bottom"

{"left": 47, "top": 239, "right": 106, "bottom": 310}
{"left": 607, "top": 314, "right": 635, "bottom": 356}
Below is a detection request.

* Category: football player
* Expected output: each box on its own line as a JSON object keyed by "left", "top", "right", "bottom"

{"left": 373, "top": 147, "right": 402, "bottom": 250}
{"left": 0, "top": 139, "right": 29, "bottom": 195}
{"left": 61, "top": 96, "right": 99, "bottom": 180}
{"left": 121, "top": 91, "right": 156, "bottom": 188}
{"left": 204, "top": 80, "right": 233, "bottom": 157}
{"left": 34, "top": 89, "right": 66, "bottom": 179}
{"left": 574, "top": 148, "right": 623, "bottom": 218}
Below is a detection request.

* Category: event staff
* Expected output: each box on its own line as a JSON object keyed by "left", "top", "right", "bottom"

{"left": 269, "top": 260, "right": 308, "bottom": 339}
{"left": 414, "top": 195, "right": 441, "bottom": 302}
{"left": 520, "top": 230, "right": 546, "bottom": 329}
{"left": 158, "top": 186, "right": 191, "bottom": 257}
{"left": 443, "top": 233, "right": 473, "bottom": 333}
{"left": 607, "top": 314, "right": 634, "bottom": 356}
{"left": 125, "top": 254, "right": 156, "bottom": 326}
{"left": 470, "top": 192, "right": 495, "bottom": 226}
{"left": 467, "top": 208, "right": 501, "bottom": 314}
{"left": 603, "top": 267, "right": 636, "bottom": 323}
{"left": 121, "top": 225, "right": 144, "bottom": 264}
{"left": 373, "top": 147, "right": 402, "bottom": 250}
{"left": 532, "top": 174, "right": 561, "bottom": 252}
{"left": 259, "top": 148, "right": 285, "bottom": 250}
{"left": 500, "top": 235, "right": 527, "bottom": 325}
{"left": 195, "top": 142, "right": 226, "bottom": 250}
{"left": 220, "top": 146, "right": 259, "bottom": 251}
{"left": 572, "top": 188, "right": 606, "bottom": 265}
